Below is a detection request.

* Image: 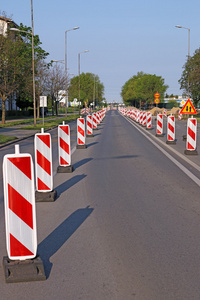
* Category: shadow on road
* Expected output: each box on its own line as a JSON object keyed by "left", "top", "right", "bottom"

{"left": 56, "top": 174, "right": 87, "bottom": 196}
{"left": 73, "top": 158, "right": 93, "bottom": 170}
{"left": 95, "top": 155, "right": 140, "bottom": 160}
{"left": 38, "top": 205, "right": 94, "bottom": 278}
{"left": 86, "top": 142, "right": 98, "bottom": 148}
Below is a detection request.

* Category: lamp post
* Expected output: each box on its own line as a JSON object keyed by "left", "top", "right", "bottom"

{"left": 78, "top": 50, "right": 89, "bottom": 115}
{"left": 175, "top": 25, "right": 190, "bottom": 97}
{"left": 65, "top": 27, "right": 79, "bottom": 118}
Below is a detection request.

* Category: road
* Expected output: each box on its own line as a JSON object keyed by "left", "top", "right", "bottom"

{"left": 1, "top": 110, "right": 200, "bottom": 299}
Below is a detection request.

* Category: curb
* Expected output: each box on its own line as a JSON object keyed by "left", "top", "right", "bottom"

{"left": 0, "top": 125, "right": 58, "bottom": 149}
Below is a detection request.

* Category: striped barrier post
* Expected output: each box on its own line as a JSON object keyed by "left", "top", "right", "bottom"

{"left": 156, "top": 114, "right": 164, "bottom": 137}
{"left": 142, "top": 112, "right": 147, "bottom": 127}
{"left": 77, "top": 117, "right": 87, "bottom": 149}
{"left": 184, "top": 117, "right": 198, "bottom": 155}
{"left": 139, "top": 111, "right": 143, "bottom": 125}
{"left": 57, "top": 122, "right": 73, "bottom": 173}
{"left": 146, "top": 112, "right": 152, "bottom": 130}
{"left": 92, "top": 113, "right": 97, "bottom": 130}
{"left": 2, "top": 145, "right": 46, "bottom": 282}
{"left": 96, "top": 112, "right": 100, "bottom": 125}
{"left": 136, "top": 111, "right": 139, "bottom": 123}
{"left": 166, "top": 115, "right": 176, "bottom": 144}
{"left": 86, "top": 115, "right": 93, "bottom": 137}
{"left": 34, "top": 128, "right": 57, "bottom": 201}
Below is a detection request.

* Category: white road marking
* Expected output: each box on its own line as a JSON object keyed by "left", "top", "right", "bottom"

{"left": 124, "top": 116, "right": 200, "bottom": 187}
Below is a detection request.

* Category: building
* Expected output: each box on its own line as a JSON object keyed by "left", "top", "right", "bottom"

{"left": 164, "top": 95, "right": 192, "bottom": 107}
{"left": 0, "top": 16, "right": 18, "bottom": 36}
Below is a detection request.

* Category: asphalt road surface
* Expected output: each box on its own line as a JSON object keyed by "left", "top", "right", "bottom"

{"left": 1, "top": 110, "right": 200, "bottom": 299}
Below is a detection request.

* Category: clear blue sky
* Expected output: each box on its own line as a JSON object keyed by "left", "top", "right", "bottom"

{"left": 2, "top": 0, "right": 200, "bottom": 102}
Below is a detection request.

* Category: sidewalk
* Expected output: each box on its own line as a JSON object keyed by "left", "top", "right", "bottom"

{"left": 0, "top": 115, "right": 67, "bottom": 148}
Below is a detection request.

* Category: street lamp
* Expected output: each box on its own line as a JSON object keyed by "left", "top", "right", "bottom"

{"left": 65, "top": 27, "right": 79, "bottom": 118}
{"left": 175, "top": 25, "right": 190, "bottom": 97}
{"left": 78, "top": 50, "right": 89, "bottom": 115}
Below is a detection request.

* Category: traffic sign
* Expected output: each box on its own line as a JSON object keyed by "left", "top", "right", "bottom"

{"left": 154, "top": 98, "right": 160, "bottom": 104}
{"left": 154, "top": 93, "right": 160, "bottom": 98}
{"left": 180, "top": 99, "right": 197, "bottom": 115}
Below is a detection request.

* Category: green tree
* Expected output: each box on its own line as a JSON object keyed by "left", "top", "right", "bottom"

{"left": 69, "top": 73, "right": 104, "bottom": 107}
{"left": 15, "top": 24, "right": 49, "bottom": 116}
{"left": 0, "top": 30, "right": 25, "bottom": 123}
{"left": 0, "top": 22, "right": 49, "bottom": 123}
{"left": 121, "top": 72, "right": 168, "bottom": 107}
{"left": 179, "top": 48, "right": 200, "bottom": 106}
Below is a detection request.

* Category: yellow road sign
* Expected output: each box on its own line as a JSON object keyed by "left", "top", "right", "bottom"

{"left": 154, "top": 98, "right": 160, "bottom": 104}
{"left": 180, "top": 99, "right": 197, "bottom": 114}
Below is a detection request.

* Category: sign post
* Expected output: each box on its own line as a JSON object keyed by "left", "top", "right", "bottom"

{"left": 39, "top": 96, "right": 47, "bottom": 126}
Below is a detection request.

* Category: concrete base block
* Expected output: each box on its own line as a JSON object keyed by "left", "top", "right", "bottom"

{"left": 3, "top": 256, "right": 46, "bottom": 283}
{"left": 76, "top": 144, "right": 87, "bottom": 149}
{"left": 35, "top": 189, "right": 57, "bottom": 202}
{"left": 166, "top": 140, "right": 176, "bottom": 145}
{"left": 57, "top": 165, "right": 73, "bottom": 173}
{"left": 156, "top": 134, "right": 164, "bottom": 137}
{"left": 184, "top": 149, "right": 198, "bottom": 155}
{"left": 86, "top": 134, "right": 94, "bottom": 138}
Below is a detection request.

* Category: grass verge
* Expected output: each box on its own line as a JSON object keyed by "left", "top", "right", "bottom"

{"left": 20, "top": 115, "right": 79, "bottom": 130}
{"left": 0, "top": 135, "right": 18, "bottom": 145}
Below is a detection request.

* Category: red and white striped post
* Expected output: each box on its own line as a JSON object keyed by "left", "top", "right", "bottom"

{"left": 92, "top": 113, "right": 97, "bottom": 130}
{"left": 136, "top": 111, "right": 139, "bottom": 123}
{"left": 156, "top": 114, "right": 164, "bottom": 137}
{"left": 3, "top": 145, "right": 37, "bottom": 260}
{"left": 142, "top": 112, "right": 147, "bottom": 127}
{"left": 3, "top": 145, "right": 46, "bottom": 282}
{"left": 139, "top": 111, "right": 143, "bottom": 125}
{"left": 96, "top": 112, "right": 100, "bottom": 125}
{"left": 146, "top": 112, "right": 152, "bottom": 130}
{"left": 86, "top": 115, "right": 93, "bottom": 137}
{"left": 166, "top": 115, "right": 176, "bottom": 144}
{"left": 185, "top": 117, "right": 198, "bottom": 155}
{"left": 34, "top": 128, "right": 57, "bottom": 201}
{"left": 57, "top": 122, "right": 73, "bottom": 173}
{"left": 163, "top": 109, "right": 167, "bottom": 117}
{"left": 77, "top": 117, "right": 87, "bottom": 149}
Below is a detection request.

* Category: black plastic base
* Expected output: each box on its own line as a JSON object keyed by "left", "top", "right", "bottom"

{"left": 86, "top": 134, "right": 94, "bottom": 137}
{"left": 76, "top": 144, "right": 87, "bottom": 149}
{"left": 184, "top": 149, "right": 198, "bottom": 155}
{"left": 166, "top": 140, "right": 176, "bottom": 144}
{"left": 146, "top": 127, "right": 153, "bottom": 130}
{"left": 156, "top": 134, "right": 164, "bottom": 137}
{"left": 57, "top": 165, "right": 73, "bottom": 173}
{"left": 3, "top": 256, "right": 46, "bottom": 283}
{"left": 35, "top": 189, "right": 57, "bottom": 202}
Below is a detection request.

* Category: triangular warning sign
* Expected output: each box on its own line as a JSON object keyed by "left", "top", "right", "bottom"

{"left": 180, "top": 99, "right": 197, "bottom": 114}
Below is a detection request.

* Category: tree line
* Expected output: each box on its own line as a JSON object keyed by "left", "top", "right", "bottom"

{"left": 121, "top": 48, "right": 200, "bottom": 108}
{"left": 121, "top": 72, "right": 168, "bottom": 107}
{"left": 0, "top": 22, "right": 105, "bottom": 124}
